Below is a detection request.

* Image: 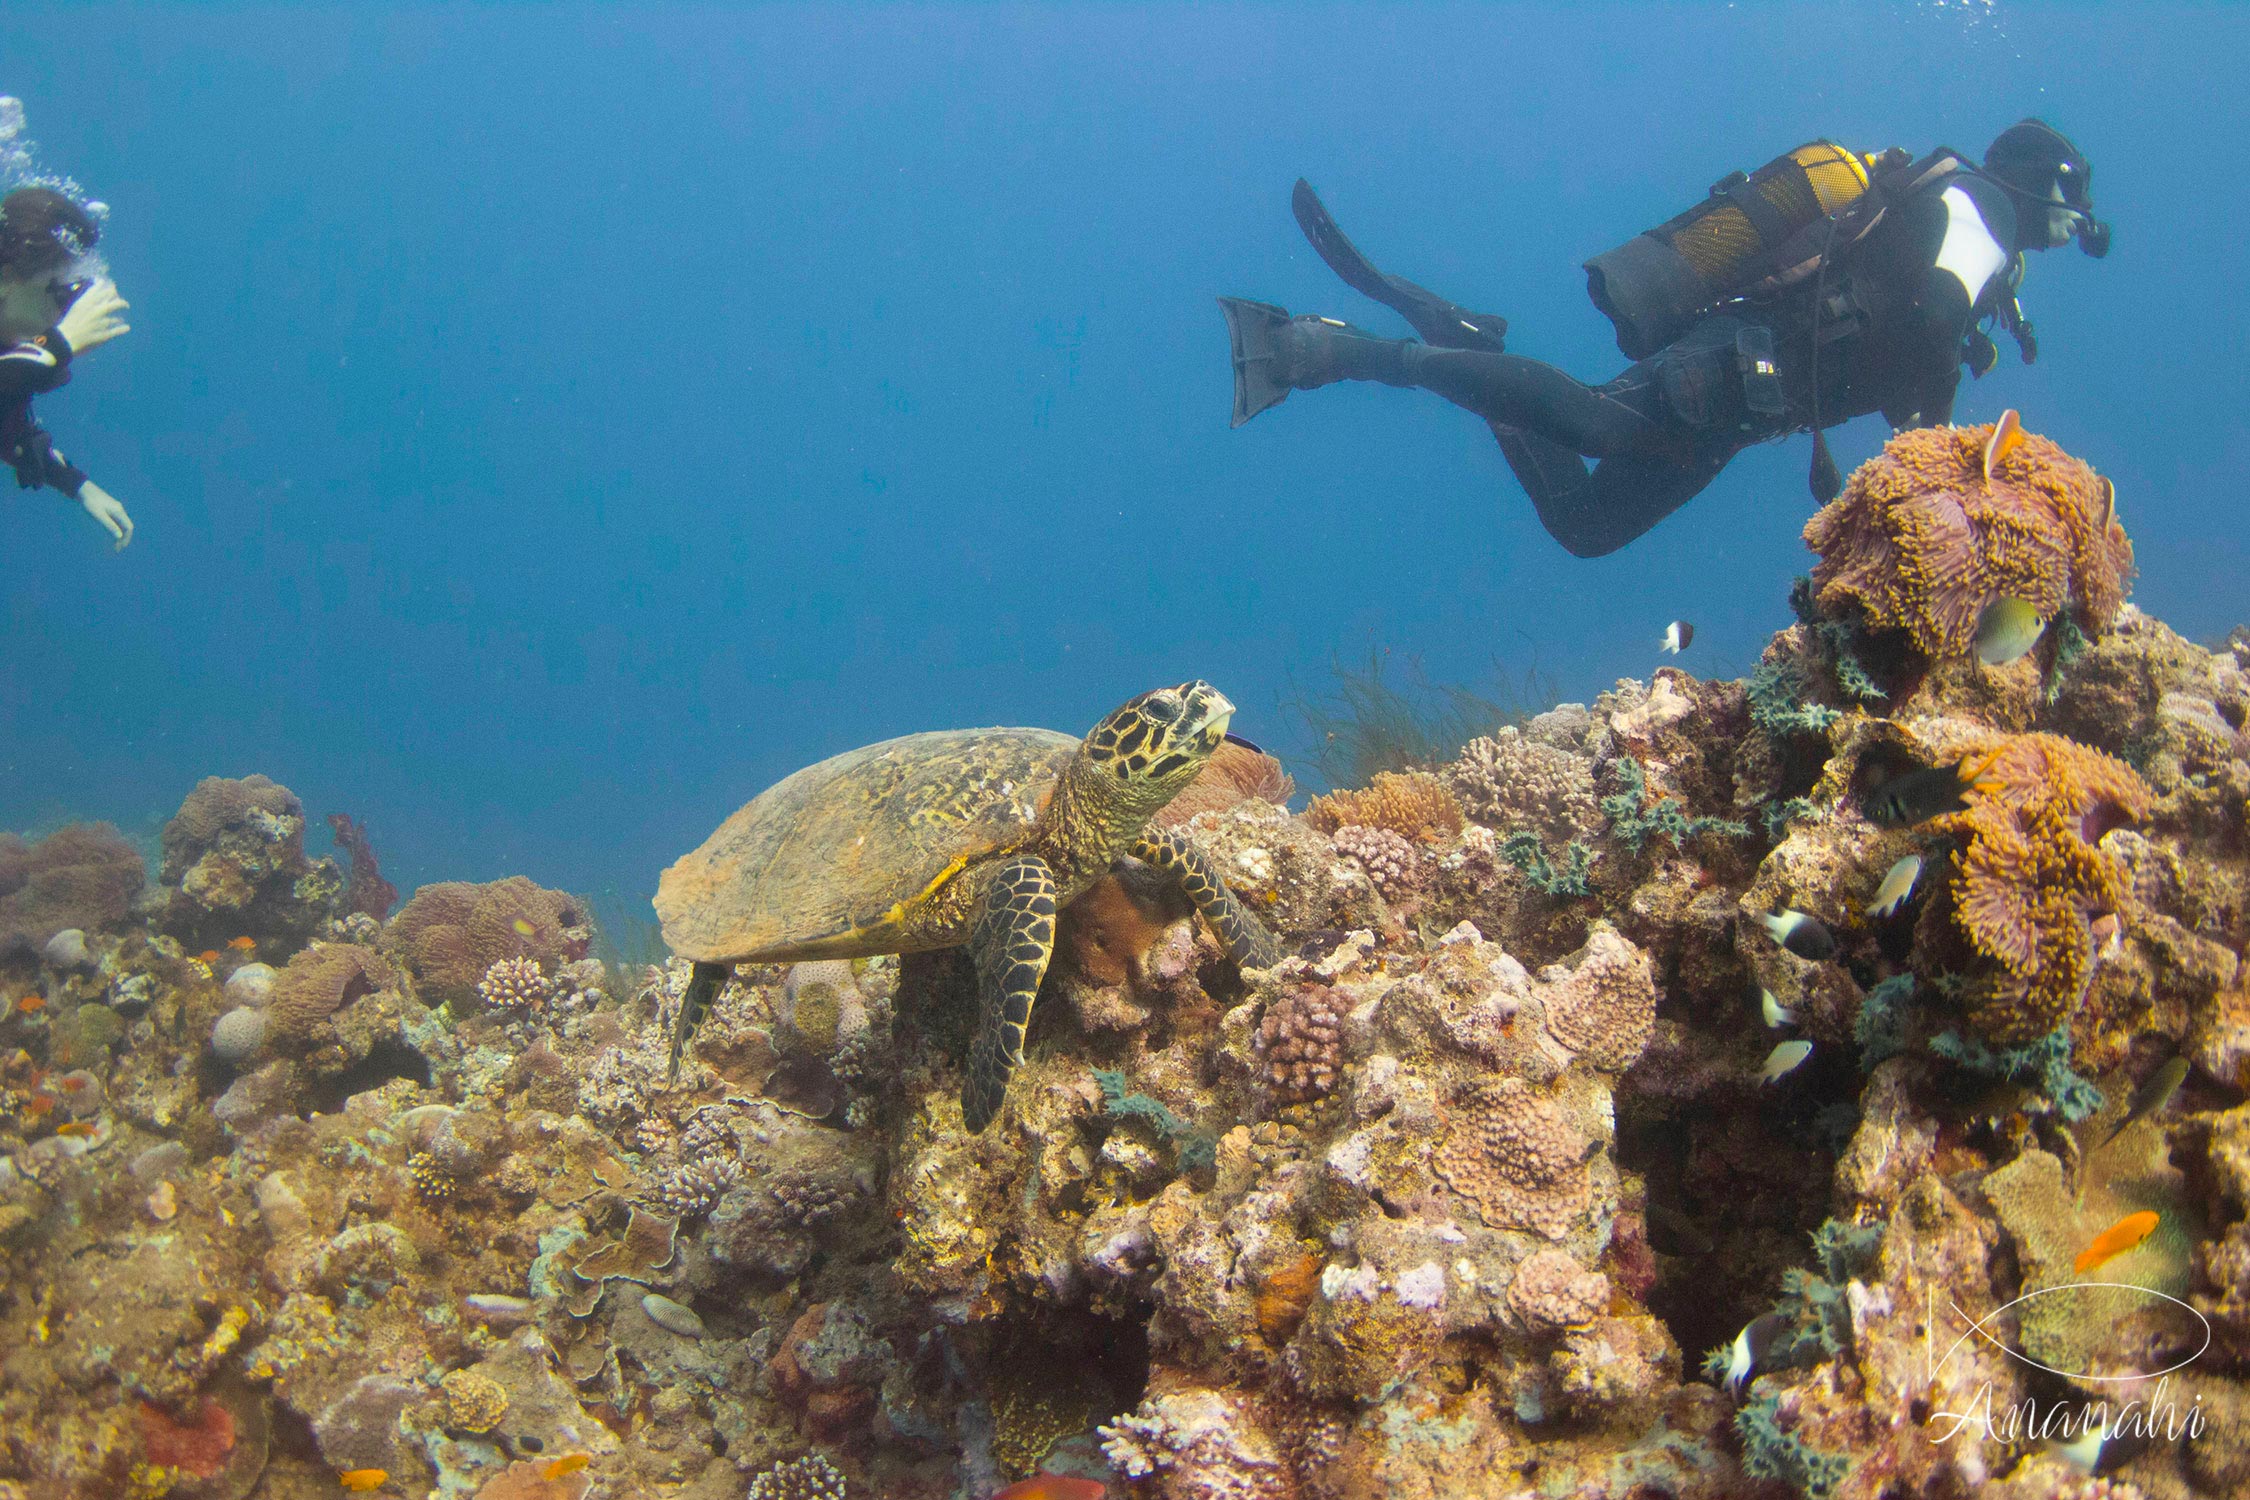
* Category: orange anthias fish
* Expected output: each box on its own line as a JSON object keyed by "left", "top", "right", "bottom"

{"left": 1983, "top": 407, "right": 2026, "bottom": 482}
{"left": 991, "top": 1476, "right": 1108, "bottom": 1500}
{"left": 227, "top": 936, "right": 258, "bottom": 951}
{"left": 2075, "top": 1210, "right": 2161, "bottom": 1274}
{"left": 25, "top": 1094, "right": 56, "bottom": 1118}
{"left": 196, "top": 950, "right": 221, "bottom": 964}
{"left": 337, "top": 1469, "right": 388, "bottom": 1492}
{"left": 542, "top": 1455, "right": 590, "bottom": 1480}
{"left": 53, "top": 1121, "right": 98, "bottom": 1138}
{"left": 15, "top": 994, "right": 45, "bottom": 1014}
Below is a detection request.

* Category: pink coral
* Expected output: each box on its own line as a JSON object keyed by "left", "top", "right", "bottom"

{"left": 1506, "top": 1248, "right": 1610, "bottom": 1332}
{"left": 1804, "top": 419, "right": 2134, "bottom": 658}
{"left": 476, "top": 955, "right": 552, "bottom": 1013}
{"left": 1253, "top": 986, "right": 1345, "bottom": 1105}
{"left": 1331, "top": 824, "right": 1420, "bottom": 900}
{"left": 1431, "top": 1076, "right": 1591, "bottom": 1239}
{"left": 1536, "top": 924, "right": 1656, "bottom": 1071}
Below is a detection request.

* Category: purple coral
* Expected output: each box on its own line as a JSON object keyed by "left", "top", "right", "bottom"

{"left": 1332, "top": 824, "right": 1420, "bottom": 900}
{"left": 1253, "top": 986, "right": 1345, "bottom": 1105}
{"left": 646, "top": 1154, "right": 741, "bottom": 1220}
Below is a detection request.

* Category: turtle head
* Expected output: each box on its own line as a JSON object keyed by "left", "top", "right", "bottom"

{"left": 1080, "top": 681, "right": 1234, "bottom": 815}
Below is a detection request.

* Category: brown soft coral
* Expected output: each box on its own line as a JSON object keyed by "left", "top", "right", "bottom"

{"left": 385, "top": 876, "right": 589, "bottom": 1005}
{"left": 1305, "top": 769, "right": 1463, "bottom": 842}
{"left": 1804, "top": 418, "right": 2134, "bottom": 658}
{"left": 1155, "top": 738, "right": 1294, "bottom": 827}
{"left": 0, "top": 822, "right": 144, "bottom": 956}
{"left": 267, "top": 943, "right": 397, "bottom": 1046}
{"left": 1930, "top": 732, "right": 2150, "bottom": 1042}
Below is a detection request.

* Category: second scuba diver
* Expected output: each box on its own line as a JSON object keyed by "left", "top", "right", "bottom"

{"left": 1, "top": 186, "right": 134, "bottom": 549}
{"left": 1220, "top": 120, "right": 2108, "bottom": 557}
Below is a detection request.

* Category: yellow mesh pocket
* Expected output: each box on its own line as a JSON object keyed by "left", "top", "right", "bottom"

{"left": 1671, "top": 205, "right": 1761, "bottom": 283}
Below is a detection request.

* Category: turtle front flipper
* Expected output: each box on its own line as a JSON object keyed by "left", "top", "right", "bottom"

{"left": 667, "top": 962, "right": 730, "bottom": 1081}
{"left": 1132, "top": 828, "right": 1280, "bottom": 969}
{"left": 962, "top": 855, "right": 1058, "bottom": 1132}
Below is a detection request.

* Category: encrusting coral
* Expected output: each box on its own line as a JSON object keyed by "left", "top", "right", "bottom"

{"left": 1803, "top": 417, "right": 2135, "bottom": 660}
{"left": 1432, "top": 1075, "right": 1593, "bottom": 1239}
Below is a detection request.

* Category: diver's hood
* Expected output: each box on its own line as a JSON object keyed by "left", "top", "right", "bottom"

{"left": 1985, "top": 118, "right": 2109, "bottom": 257}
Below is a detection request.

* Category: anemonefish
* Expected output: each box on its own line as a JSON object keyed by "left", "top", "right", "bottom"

{"left": 1983, "top": 407, "right": 2025, "bottom": 482}
{"left": 990, "top": 1475, "right": 1109, "bottom": 1500}
{"left": 1661, "top": 620, "right": 1695, "bottom": 654}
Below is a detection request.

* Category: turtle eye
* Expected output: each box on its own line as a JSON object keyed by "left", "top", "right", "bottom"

{"left": 1140, "top": 694, "right": 1182, "bottom": 726}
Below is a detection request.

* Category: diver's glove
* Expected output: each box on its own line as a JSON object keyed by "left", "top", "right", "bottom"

{"left": 54, "top": 279, "right": 130, "bottom": 356}
{"left": 78, "top": 480, "right": 133, "bottom": 549}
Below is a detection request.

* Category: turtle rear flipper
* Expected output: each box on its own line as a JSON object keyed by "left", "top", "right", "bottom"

{"left": 1133, "top": 827, "right": 1280, "bottom": 969}
{"left": 667, "top": 961, "right": 729, "bottom": 1081}
{"left": 962, "top": 856, "right": 1058, "bottom": 1133}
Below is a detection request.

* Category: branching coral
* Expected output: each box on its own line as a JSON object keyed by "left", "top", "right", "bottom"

{"left": 1930, "top": 733, "right": 2150, "bottom": 1042}
{"left": 1432, "top": 1076, "right": 1591, "bottom": 1239}
{"left": 1330, "top": 824, "right": 1420, "bottom": 900}
{"left": 476, "top": 956, "right": 552, "bottom": 1013}
{"left": 1253, "top": 987, "right": 1344, "bottom": 1105}
{"left": 1446, "top": 727, "right": 1601, "bottom": 844}
{"left": 1803, "top": 418, "right": 2135, "bottom": 659}
{"left": 1305, "top": 770, "right": 1463, "bottom": 843}
{"left": 745, "top": 1454, "right": 846, "bottom": 1500}
{"left": 644, "top": 1155, "right": 742, "bottom": 1220}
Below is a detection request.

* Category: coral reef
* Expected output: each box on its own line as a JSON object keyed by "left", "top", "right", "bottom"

{"left": 2, "top": 438, "right": 2243, "bottom": 1500}
{"left": 1804, "top": 418, "right": 2135, "bottom": 660}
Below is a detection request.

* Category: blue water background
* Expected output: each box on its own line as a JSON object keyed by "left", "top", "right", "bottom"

{"left": 4, "top": 3, "right": 2243, "bottom": 913}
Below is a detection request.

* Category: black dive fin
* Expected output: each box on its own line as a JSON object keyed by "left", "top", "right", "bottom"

{"left": 1218, "top": 297, "right": 1297, "bottom": 428}
{"left": 1292, "top": 178, "right": 1508, "bottom": 353}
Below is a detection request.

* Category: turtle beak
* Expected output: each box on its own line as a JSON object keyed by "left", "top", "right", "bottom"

{"left": 1187, "top": 683, "right": 1236, "bottom": 744}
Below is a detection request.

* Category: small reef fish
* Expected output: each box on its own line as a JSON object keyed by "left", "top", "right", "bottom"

{"left": 1756, "top": 910, "right": 1836, "bottom": 962}
{"left": 1720, "top": 1310, "right": 1794, "bottom": 1397}
{"left": 1862, "top": 747, "right": 2004, "bottom": 827}
{"left": 25, "top": 1094, "right": 56, "bottom": 1118}
{"left": 2095, "top": 1056, "right": 2189, "bottom": 1151}
{"left": 2074, "top": 1210, "right": 2161, "bottom": 1274}
{"left": 1974, "top": 596, "right": 2046, "bottom": 667}
{"left": 227, "top": 935, "right": 258, "bottom": 951}
{"left": 2090, "top": 912, "right": 2124, "bottom": 963}
{"left": 2048, "top": 1421, "right": 2107, "bottom": 1474}
{"left": 1660, "top": 620, "right": 1694, "bottom": 654}
{"left": 1644, "top": 1202, "right": 1715, "bottom": 1257}
{"left": 1760, "top": 1040, "right": 1813, "bottom": 1083}
{"left": 542, "top": 1455, "right": 591, "bottom": 1480}
{"left": 990, "top": 1475, "right": 1108, "bottom": 1500}
{"left": 512, "top": 919, "right": 538, "bottom": 938}
{"left": 15, "top": 994, "right": 45, "bottom": 1014}
{"left": 1983, "top": 406, "right": 2025, "bottom": 481}
{"left": 1759, "top": 989, "right": 1796, "bottom": 1028}
{"left": 337, "top": 1472, "right": 388, "bottom": 1493}
{"left": 1864, "top": 854, "right": 1924, "bottom": 918}
{"left": 53, "top": 1121, "right": 98, "bottom": 1138}
{"left": 2098, "top": 476, "right": 2118, "bottom": 532}
{"left": 196, "top": 950, "right": 220, "bottom": 964}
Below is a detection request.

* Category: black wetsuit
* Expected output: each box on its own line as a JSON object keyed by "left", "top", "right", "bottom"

{"left": 1319, "top": 163, "right": 2021, "bottom": 556}
{"left": 1, "top": 328, "right": 90, "bottom": 503}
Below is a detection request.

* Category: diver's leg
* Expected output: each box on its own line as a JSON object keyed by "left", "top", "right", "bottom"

{"left": 1490, "top": 424, "right": 1739, "bottom": 557}
{"left": 1221, "top": 298, "right": 1659, "bottom": 454}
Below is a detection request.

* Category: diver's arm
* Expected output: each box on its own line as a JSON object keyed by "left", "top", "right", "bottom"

{"left": 0, "top": 336, "right": 73, "bottom": 398}
{"left": 76, "top": 478, "right": 133, "bottom": 549}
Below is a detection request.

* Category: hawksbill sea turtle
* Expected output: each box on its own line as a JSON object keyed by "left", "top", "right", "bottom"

{"left": 654, "top": 681, "right": 1279, "bottom": 1131}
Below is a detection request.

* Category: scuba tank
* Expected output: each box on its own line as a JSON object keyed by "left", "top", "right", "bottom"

{"left": 1585, "top": 142, "right": 1875, "bottom": 359}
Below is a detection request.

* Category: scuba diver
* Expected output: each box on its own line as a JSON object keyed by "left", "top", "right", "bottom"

{"left": 1, "top": 186, "right": 134, "bottom": 548}
{"left": 1220, "top": 120, "right": 2109, "bottom": 557}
